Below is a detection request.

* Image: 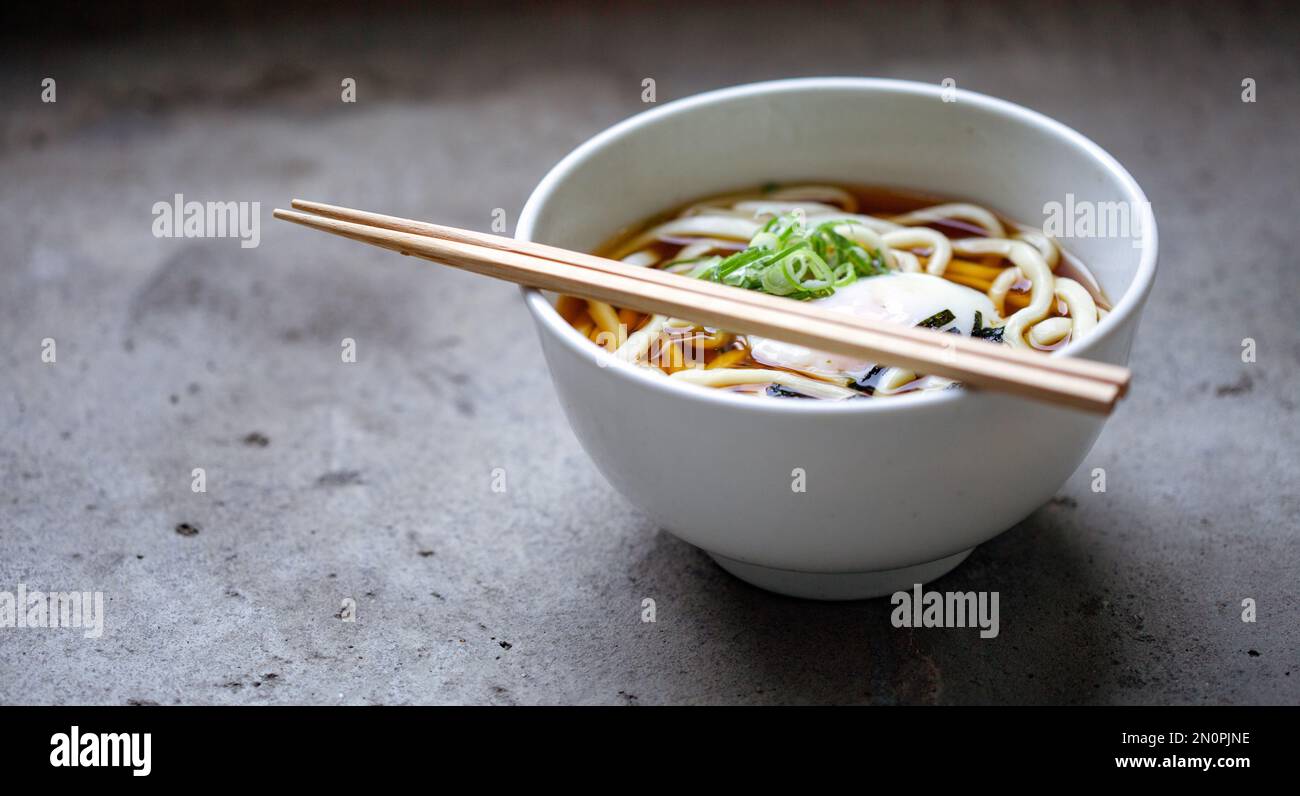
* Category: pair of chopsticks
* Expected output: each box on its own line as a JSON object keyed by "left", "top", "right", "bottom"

{"left": 274, "top": 200, "right": 1130, "bottom": 413}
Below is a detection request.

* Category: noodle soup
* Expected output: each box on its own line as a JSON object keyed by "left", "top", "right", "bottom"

{"left": 556, "top": 183, "right": 1110, "bottom": 400}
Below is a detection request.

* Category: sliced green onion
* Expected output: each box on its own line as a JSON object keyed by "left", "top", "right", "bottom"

{"left": 690, "top": 212, "right": 887, "bottom": 301}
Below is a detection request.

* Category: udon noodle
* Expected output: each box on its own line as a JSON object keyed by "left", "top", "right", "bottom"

{"left": 556, "top": 184, "right": 1110, "bottom": 400}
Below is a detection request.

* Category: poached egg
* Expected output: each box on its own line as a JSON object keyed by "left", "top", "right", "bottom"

{"left": 749, "top": 272, "right": 1002, "bottom": 381}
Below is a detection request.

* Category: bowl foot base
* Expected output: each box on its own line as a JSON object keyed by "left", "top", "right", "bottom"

{"left": 709, "top": 547, "right": 975, "bottom": 601}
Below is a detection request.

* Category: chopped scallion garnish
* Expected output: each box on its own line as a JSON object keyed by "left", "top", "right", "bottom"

{"left": 691, "top": 212, "right": 887, "bottom": 300}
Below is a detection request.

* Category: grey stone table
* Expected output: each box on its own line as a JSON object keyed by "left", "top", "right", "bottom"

{"left": 2, "top": 2, "right": 1296, "bottom": 704}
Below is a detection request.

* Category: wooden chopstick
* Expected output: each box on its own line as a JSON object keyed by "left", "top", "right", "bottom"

{"left": 290, "top": 199, "right": 1131, "bottom": 392}
{"left": 274, "top": 206, "right": 1126, "bottom": 413}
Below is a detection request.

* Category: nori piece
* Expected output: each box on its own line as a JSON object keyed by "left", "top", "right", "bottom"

{"left": 916, "top": 309, "right": 956, "bottom": 329}
{"left": 970, "top": 310, "right": 1005, "bottom": 343}
{"left": 849, "top": 364, "right": 885, "bottom": 394}
{"left": 765, "top": 384, "right": 816, "bottom": 399}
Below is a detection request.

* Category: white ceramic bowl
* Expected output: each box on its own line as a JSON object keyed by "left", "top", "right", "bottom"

{"left": 518, "top": 78, "right": 1157, "bottom": 599}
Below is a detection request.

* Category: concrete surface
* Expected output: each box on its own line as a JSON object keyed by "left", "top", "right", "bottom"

{"left": 1, "top": 1, "right": 1297, "bottom": 705}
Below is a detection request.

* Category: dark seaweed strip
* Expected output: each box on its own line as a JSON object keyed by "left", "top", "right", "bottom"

{"left": 970, "top": 310, "right": 1005, "bottom": 343}
{"left": 765, "top": 384, "right": 817, "bottom": 399}
{"left": 916, "top": 309, "right": 956, "bottom": 329}
{"left": 849, "top": 364, "right": 885, "bottom": 395}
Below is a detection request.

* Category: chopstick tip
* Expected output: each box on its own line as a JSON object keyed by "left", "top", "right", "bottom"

{"left": 291, "top": 198, "right": 330, "bottom": 212}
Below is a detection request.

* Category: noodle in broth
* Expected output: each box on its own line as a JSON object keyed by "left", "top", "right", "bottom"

{"left": 557, "top": 184, "right": 1110, "bottom": 400}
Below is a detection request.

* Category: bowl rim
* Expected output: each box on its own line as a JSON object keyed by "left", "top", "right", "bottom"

{"left": 517, "top": 76, "right": 1158, "bottom": 415}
